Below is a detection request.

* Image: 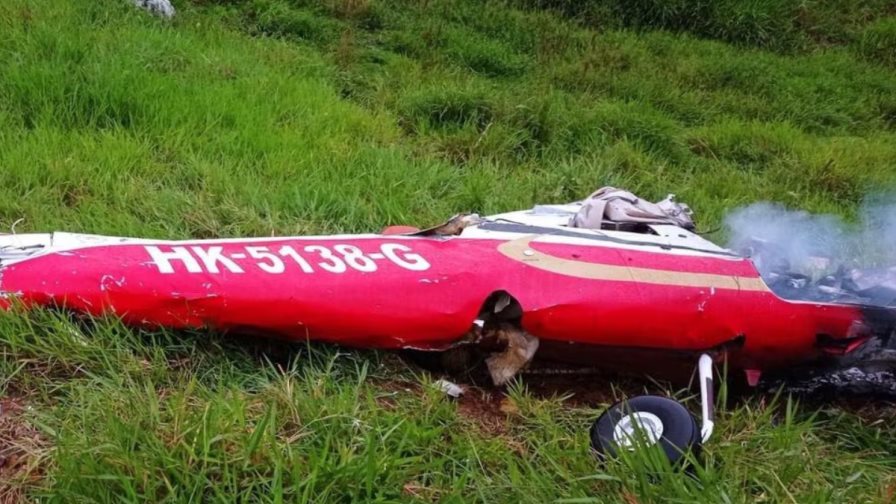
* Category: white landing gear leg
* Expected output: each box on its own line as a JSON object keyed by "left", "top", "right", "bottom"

{"left": 698, "top": 353, "right": 715, "bottom": 443}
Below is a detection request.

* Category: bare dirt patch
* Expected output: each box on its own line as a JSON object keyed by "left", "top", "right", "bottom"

{"left": 455, "top": 386, "right": 509, "bottom": 436}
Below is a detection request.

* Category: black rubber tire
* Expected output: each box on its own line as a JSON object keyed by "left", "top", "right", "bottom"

{"left": 590, "top": 395, "right": 700, "bottom": 464}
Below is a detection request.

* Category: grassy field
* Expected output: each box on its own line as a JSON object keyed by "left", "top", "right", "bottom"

{"left": 2, "top": 0, "right": 896, "bottom": 501}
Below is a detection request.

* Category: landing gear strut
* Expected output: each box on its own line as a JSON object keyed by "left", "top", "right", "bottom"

{"left": 590, "top": 354, "right": 715, "bottom": 463}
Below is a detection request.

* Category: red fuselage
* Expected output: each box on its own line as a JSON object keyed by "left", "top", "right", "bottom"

{"left": 0, "top": 231, "right": 872, "bottom": 374}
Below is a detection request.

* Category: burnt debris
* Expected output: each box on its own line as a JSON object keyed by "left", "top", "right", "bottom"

{"left": 726, "top": 201, "right": 896, "bottom": 397}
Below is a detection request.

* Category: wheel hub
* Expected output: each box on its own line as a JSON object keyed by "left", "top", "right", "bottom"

{"left": 612, "top": 411, "right": 664, "bottom": 448}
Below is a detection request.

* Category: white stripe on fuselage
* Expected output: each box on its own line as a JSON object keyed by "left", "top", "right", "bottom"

{"left": 0, "top": 220, "right": 735, "bottom": 269}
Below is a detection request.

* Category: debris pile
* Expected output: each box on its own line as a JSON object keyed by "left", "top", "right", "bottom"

{"left": 726, "top": 200, "right": 896, "bottom": 396}
{"left": 764, "top": 336, "right": 896, "bottom": 399}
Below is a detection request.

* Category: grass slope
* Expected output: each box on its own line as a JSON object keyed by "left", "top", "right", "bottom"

{"left": 1, "top": 0, "right": 896, "bottom": 501}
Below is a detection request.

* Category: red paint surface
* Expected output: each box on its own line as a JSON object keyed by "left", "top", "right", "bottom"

{"left": 0, "top": 234, "right": 866, "bottom": 371}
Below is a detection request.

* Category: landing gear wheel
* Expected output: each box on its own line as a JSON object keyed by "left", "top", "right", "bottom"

{"left": 590, "top": 395, "right": 700, "bottom": 464}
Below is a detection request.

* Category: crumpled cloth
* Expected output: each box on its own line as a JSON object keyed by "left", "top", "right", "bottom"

{"left": 569, "top": 186, "right": 695, "bottom": 230}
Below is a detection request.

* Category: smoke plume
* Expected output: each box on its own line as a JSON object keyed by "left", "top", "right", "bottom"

{"left": 724, "top": 196, "right": 896, "bottom": 306}
{"left": 726, "top": 197, "right": 896, "bottom": 396}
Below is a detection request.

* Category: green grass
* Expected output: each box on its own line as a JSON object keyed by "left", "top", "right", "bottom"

{"left": 1, "top": 0, "right": 896, "bottom": 501}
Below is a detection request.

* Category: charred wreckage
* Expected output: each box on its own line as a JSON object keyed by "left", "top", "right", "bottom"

{"left": 1, "top": 187, "right": 893, "bottom": 463}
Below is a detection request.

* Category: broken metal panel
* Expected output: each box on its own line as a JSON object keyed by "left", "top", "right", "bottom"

{"left": 485, "top": 324, "right": 539, "bottom": 386}
{"left": 0, "top": 190, "right": 891, "bottom": 388}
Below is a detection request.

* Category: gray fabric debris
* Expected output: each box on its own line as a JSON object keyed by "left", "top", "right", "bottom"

{"left": 570, "top": 187, "right": 695, "bottom": 230}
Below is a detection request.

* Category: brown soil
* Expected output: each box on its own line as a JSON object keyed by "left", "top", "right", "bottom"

{"left": 455, "top": 387, "right": 509, "bottom": 436}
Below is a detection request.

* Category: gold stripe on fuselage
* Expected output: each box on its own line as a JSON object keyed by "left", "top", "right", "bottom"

{"left": 497, "top": 236, "right": 770, "bottom": 292}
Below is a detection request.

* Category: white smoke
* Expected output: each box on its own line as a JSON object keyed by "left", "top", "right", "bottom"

{"left": 724, "top": 196, "right": 896, "bottom": 305}
{"left": 725, "top": 203, "right": 846, "bottom": 277}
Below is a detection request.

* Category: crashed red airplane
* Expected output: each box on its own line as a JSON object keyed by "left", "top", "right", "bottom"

{"left": 1, "top": 188, "right": 892, "bottom": 462}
